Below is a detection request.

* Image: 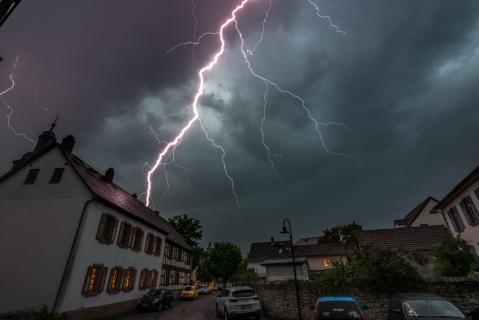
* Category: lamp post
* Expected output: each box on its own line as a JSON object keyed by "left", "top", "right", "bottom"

{"left": 280, "top": 218, "right": 302, "bottom": 320}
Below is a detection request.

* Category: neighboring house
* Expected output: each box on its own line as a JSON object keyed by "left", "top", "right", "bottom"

{"left": 0, "top": 128, "right": 192, "bottom": 319}
{"left": 394, "top": 197, "right": 446, "bottom": 228}
{"left": 354, "top": 225, "right": 451, "bottom": 277}
{"left": 261, "top": 258, "right": 309, "bottom": 282}
{"left": 436, "top": 165, "right": 479, "bottom": 255}
{"left": 247, "top": 239, "right": 347, "bottom": 280}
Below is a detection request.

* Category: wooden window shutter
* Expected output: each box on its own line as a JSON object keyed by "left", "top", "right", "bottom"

{"left": 117, "top": 222, "right": 125, "bottom": 247}
{"left": 97, "top": 267, "right": 108, "bottom": 292}
{"left": 154, "top": 237, "right": 162, "bottom": 256}
{"left": 109, "top": 218, "right": 119, "bottom": 244}
{"left": 96, "top": 214, "right": 108, "bottom": 241}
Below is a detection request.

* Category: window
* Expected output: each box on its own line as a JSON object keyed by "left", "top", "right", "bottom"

{"left": 154, "top": 237, "right": 163, "bottom": 257}
{"left": 447, "top": 207, "right": 465, "bottom": 233}
{"left": 129, "top": 227, "right": 144, "bottom": 252}
{"left": 122, "top": 268, "right": 136, "bottom": 291}
{"left": 96, "top": 213, "right": 118, "bottom": 244}
{"left": 169, "top": 270, "right": 176, "bottom": 285}
{"left": 459, "top": 196, "right": 479, "bottom": 226}
{"left": 164, "top": 242, "right": 171, "bottom": 258}
{"left": 49, "top": 168, "right": 64, "bottom": 184}
{"left": 149, "top": 269, "right": 158, "bottom": 288}
{"left": 323, "top": 258, "right": 332, "bottom": 267}
{"left": 23, "top": 169, "right": 39, "bottom": 185}
{"left": 117, "top": 222, "right": 132, "bottom": 248}
{"left": 161, "top": 269, "right": 167, "bottom": 286}
{"left": 145, "top": 233, "right": 155, "bottom": 254}
{"left": 82, "top": 265, "right": 108, "bottom": 296}
{"left": 107, "top": 267, "right": 123, "bottom": 294}
{"left": 139, "top": 269, "right": 150, "bottom": 290}
{"left": 172, "top": 246, "right": 179, "bottom": 260}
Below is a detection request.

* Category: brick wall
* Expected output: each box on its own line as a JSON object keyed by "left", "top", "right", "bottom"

{"left": 255, "top": 278, "right": 479, "bottom": 320}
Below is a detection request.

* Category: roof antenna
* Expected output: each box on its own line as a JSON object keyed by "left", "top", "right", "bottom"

{"left": 50, "top": 113, "right": 60, "bottom": 132}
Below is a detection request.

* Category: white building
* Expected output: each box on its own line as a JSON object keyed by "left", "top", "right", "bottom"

{"left": 261, "top": 258, "right": 309, "bottom": 282}
{"left": 437, "top": 165, "right": 479, "bottom": 255}
{"left": 394, "top": 196, "right": 446, "bottom": 228}
{"left": 0, "top": 128, "right": 192, "bottom": 319}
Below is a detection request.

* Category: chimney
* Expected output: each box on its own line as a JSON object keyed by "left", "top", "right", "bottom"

{"left": 61, "top": 135, "right": 75, "bottom": 153}
{"left": 154, "top": 210, "right": 160, "bottom": 216}
{"left": 104, "top": 168, "right": 114, "bottom": 183}
{"left": 132, "top": 193, "right": 138, "bottom": 199}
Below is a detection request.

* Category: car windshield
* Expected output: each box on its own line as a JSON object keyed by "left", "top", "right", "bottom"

{"left": 145, "top": 289, "right": 161, "bottom": 297}
{"left": 403, "top": 300, "right": 465, "bottom": 318}
{"left": 184, "top": 286, "right": 194, "bottom": 291}
{"left": 319, "top": 301, "right": 362, "bottom": 319}
{"left": 232, "top": 290, "right": 256, "bottom": 298}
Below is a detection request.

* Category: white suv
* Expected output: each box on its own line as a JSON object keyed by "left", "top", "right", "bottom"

{"left": 216, "top": 286, "right": 262, "bottom": 320}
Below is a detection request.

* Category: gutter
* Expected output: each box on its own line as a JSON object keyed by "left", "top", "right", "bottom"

{"left": 53, "top": 198, "right": 96, "bottom": 313}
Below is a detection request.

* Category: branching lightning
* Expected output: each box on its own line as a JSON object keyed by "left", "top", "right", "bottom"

{"left": 0, "top": 57, "right": 37, "bottom": 145}
{"left": 146, "top": 0, "right": 349, "bottom": 208}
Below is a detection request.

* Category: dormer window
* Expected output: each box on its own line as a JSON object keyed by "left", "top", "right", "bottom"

{"left": 49, "top": 168, "right": 65, "bottom": 184}
{"left": 24, "top": 169, "right": 39, "bottom": 185}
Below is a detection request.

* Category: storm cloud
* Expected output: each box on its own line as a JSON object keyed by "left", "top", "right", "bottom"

{"left": 1, "top": 0, "right": 478, "bottom": 251}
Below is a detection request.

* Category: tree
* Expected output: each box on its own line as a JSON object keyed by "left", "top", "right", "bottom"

{"left": 318, "top": 222, "right": 362, "bottom": 244}
{"left": 434, "top": 237, "right": 475, "bottom": 277}
{"left": 230, "top": 259, "right": 259, "bottom": 285}
{"left": 168, "top": 214, "right": 203, "bottom": 248}
{"left": 319, "top": 246, "right": 424, "bottom": 293}
{"left": 201, "top": 242, "right": 243, "bottom": 287}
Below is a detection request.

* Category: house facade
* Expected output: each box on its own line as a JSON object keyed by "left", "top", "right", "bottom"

{"left": 436, "top": 165, "right": 479, "bottom": 255}
{"left": 261, "top": 258, "right": 309, "bottom": 282}
{"left": 0, "top": 129, "right": 192, "bottom": 318}
{"left": 394, "top": 196, "right": 446, "bottom": 228}
{"left": 354, "top": 225, "right": 451, "bottom": 277}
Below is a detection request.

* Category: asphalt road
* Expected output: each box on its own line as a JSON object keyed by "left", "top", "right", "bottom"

{"left": 114, "top": 294, "right": 271, "bottom": 320}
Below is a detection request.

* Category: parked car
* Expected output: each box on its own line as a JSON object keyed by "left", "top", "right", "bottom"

{"left": 216, "top": 286, "right": 261, "bottom": 320}
{"left": 389, "top": 293, "right": 467, "bottom": 320}
{"left": 180, "top": 286, "right": 199, "bottom": 300}
{"left": 312, "top": 296, "right": 368, "bottom": 320}
{"left": 137, "top": 289, "right": 174, "bottom": 312}
{"left": 198, "top": 285, "right": 209, "bottom": 295}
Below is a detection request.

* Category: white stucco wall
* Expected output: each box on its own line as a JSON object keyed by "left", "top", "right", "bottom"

{"left": 247, "top": 262, "right": 267, "bottom": 277}
{"left": 264, "top": 264, "right": 309, "bottom": 281}
{"left": 411, "top": 199, "right": 446, "bottom": 227}
{"left": 443, "top": 180, "right": 479, "bottom": 254}
{"left": 0, "top": 148, "right": 91, "bottom": 313}
{"left": 58, "top": 201, "right": 167, "bottom": 313}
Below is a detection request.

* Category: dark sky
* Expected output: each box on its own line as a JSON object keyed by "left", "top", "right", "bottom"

{"left": 1, "top": 0, "right": 479, "bottom": 252}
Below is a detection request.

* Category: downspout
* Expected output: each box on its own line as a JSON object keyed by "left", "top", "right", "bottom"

{"left": 53, "top": 198, "right": 96, "bottom": 313}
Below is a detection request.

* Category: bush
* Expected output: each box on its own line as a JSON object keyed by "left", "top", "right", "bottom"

{"left": 434, "top": 238, "right": 475, "bottom": 277}
{"left": 318, "top": 246, "right": 424, "bottom": 293}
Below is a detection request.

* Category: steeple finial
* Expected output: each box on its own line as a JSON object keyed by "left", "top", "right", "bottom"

{"left": 50, "top": 114, "right": 59, "bottom": 132}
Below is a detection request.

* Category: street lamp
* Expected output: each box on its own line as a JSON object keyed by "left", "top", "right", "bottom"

{"left": 280, "top": 218, "right": 302, "bottom": 320}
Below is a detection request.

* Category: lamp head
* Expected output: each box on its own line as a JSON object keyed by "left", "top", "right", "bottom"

{"left": 280, "top": 225, "right": 289, "bottom": 234}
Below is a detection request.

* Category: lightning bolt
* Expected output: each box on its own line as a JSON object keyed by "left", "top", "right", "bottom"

{"left": 147, "top": 0, "right": 350, "bottom": 207}
{"left": 0, "top": 57, "right": 37, "bottom": 145}
{"left": 24, "top": 81, "right": 53, "bottom": 114}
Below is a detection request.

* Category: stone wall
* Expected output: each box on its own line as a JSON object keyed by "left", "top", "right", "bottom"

{"left": 255, "top": 278, "right": 479, "bottom": 320}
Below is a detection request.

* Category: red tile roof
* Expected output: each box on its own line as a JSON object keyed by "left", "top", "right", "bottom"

{"left": 354, "top": 225, "right": 450, "bottom": 251}
{"left": 296, "top": 236, "right": 321, "bottom": 245}
{"left": 65, "top": 151, "right": 192, "bottom": 251}
{"left": 247, "top": 241, "right": 347, "bottom": 262}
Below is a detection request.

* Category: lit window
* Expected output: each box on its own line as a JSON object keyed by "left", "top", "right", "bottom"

{"left": 82, "top": 265, "right": 108, "bottom": 296}
{"left": 107, "top": 267, "right": 123, "bottom": 294}
{"left": 447, "top": 207, "right": 465, "bottom": 233}
{"left": 323, "top": 259, "right": 332, "bottom": 267}
{"left": 139, "top": 269, "right": 150, "bottom": 290}
{"left": 23, "top": 169, "right": 39, "bottom": 185}
{"left": 459, "top": 196, "right": 479, "bottom": 226}
{"left": 149, "top": 270, "right": 158, "bottom": 288}
{"left": 49, "top": 168, "right": 64, "bottom": 184}
{"left": 96, "top": 213, "right": 118, "bottom": 244}
{"left": 122, "top": 268, "right": 136, "bottom": 291}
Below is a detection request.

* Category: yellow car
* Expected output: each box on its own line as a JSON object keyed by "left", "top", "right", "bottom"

{"left": 180, "top": 286, "right": 199, "bottom": 300}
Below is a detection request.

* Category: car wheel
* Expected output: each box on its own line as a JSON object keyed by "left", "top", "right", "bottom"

{"left": 224, "top": 309, "right": 229, "bottom": 320}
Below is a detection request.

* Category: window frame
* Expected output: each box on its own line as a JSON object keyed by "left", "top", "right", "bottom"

{"left": 139, "top": 269, "right": 150, "bottom": 290}
{"left": 154, "top": 236, "right": 163, "bottom": 257}
{"left": 149, "top": 269, "right": 158, "bottom": 288}
{"left": 82, "top": 264, "right": 108, "bottom": 297}
{"left": 49, "top": 168, "right": 65, "bottom": 184}
{"left": 96, "top": 213, "right": 119, "bottom": 244}
{"left": 122, "top": 267, "right": 137, "bottom": 292}
{"left": 447, "top": 207, "right": 465, "bottom": 233}
{"left": 117, "top": 221, "right": 133, "bottom": 248}
{"left": 23, "top": 168, "right": 40, "bottom": 185}
{"left": 459, "top": 196, "right": 479, "bottom": 226}
{"left": 145, "top": 233, "right": 155, "bottom": 255}
{"left": 107, "top": 266, "right": 123, "bottom": 294}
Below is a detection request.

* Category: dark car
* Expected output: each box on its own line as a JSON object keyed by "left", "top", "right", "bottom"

{"left": 313, "top": 296, "right": 368, "bottom": 320}
{"left": 389, "top": 293, "right": 467, "bottom": 320}
{"left": 137, "top": 289, "right": 174, "bottom": 312}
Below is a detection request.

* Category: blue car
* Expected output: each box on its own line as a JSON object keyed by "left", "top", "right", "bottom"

{"left": 313, "top": 296, "right": 368, "bottom": 320}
